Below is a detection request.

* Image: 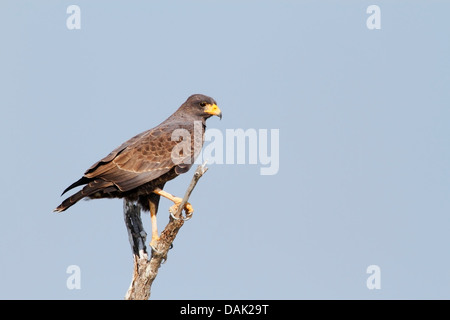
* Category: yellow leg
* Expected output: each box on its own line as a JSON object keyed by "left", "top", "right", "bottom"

{"left": 153, "top": 188, "right": 194, "bottom": 216}
{"left": 149, "top": 200, "right": 160, "bottom": 249}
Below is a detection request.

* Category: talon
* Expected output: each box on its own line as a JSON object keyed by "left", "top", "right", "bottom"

{"left": 152, "top": 189, "right": 194, "bottom": 220}
{"left": 184, "top": 202, "right": 194, "bottom": 215}
{"left": 170, "top": 209, "right": 180, "bottom": 220}
{"left": 169, "top": 201, "right": 194, "bottom": 220}
{"left": 169, "top": 203, "right": 180, "bottom": 219}
{"left": 149, "top": 235, "right": 160, "bottom": 252}
{"left": 183, "top": 210, "right": 193, "bottom": 221}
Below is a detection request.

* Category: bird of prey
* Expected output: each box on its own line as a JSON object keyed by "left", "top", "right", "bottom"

{"left": 54, "top": 94, "right": 222, "bottom": 249}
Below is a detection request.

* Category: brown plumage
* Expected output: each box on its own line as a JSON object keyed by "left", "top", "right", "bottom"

{"left": 54, "top": 94, "right": 222, "bottom": 214}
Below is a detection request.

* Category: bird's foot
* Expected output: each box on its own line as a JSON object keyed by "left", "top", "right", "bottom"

{"left": 149, "top": 235, "right": 163, "bottom": 253}
{"left": 169, "top": 199, "right": 194, "bottom": 221}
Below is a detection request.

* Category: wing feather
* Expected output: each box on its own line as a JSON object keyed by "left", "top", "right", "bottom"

{"left": 82, "top": 122, "right": 194, "bottom": 192}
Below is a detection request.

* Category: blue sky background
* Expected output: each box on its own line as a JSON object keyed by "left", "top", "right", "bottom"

{"left": 0, "top": 1, "right": 449, "bottom": 299}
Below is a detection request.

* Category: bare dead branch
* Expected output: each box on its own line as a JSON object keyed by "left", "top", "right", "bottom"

{"left": 124, "top": 162, "right": 208, "bottom": 300}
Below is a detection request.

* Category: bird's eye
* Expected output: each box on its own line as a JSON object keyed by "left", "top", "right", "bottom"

{"left": 200, "top": 102, "right": 207, "bottom": 107}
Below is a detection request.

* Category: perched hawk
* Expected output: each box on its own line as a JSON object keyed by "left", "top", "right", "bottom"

{"left": 54, "top": 94, "right": 222, "bottom": 248}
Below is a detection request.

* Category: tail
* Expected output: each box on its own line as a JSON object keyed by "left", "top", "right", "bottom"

{"left": 54, "top": 189, "right": 88, "bottom": 212}
{"left": 61, "top": 176, "right": 90, "bottom": 196}
{"left": 54, "top": 179, "right": 114, "bottom": 212}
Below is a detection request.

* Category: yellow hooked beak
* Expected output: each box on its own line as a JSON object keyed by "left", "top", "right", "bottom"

{"left": 204, "top": 103, "right": 222, "bottom": 119}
